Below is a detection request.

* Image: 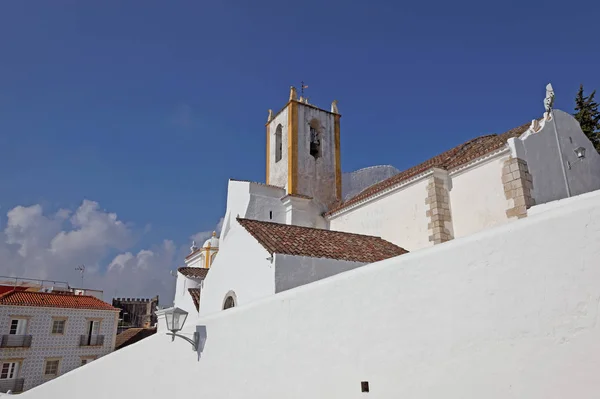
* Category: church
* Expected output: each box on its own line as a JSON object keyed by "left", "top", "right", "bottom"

{"left": 19, "top": 85, "right": 600, "bottom": 399}
{"left": 173, "top": 83, "right": 600, "bottom": 320}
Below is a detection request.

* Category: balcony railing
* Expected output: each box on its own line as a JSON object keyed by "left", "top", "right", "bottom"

{"left": 0, "top": 335, "right": 32, "bottom": 348}
{"left": 79, "top": 334, "right": 104, "bottom": 347}
{"left": 0, "top": 378, "right": 24, "bottom": 393}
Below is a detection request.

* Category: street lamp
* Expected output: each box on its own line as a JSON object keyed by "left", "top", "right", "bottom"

{"left": 163, "top": 307, "right": 198, "bottom": 351}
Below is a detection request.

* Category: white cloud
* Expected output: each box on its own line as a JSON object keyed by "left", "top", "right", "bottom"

{"left": 0, "top": 200, "right": 222, "bottom": 307}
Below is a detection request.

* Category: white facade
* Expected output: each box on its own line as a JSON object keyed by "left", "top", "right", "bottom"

{"left": 21, "top": 188, "right": 600, "bottom": 399}
{"left": 329, "top": 177, "right": 431, "bottom": 251}
{"left": 0, "top": 303, "right": 118, "bottom": 393}
{"left": 447, "top": 152, "right": 512, "bottom": 238}
{"left": 329, "top": 109, "right": 600, "bottom": 251}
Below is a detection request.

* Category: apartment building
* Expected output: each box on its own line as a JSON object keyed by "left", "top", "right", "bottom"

{"left": 0, "top": 290, "right": 119, "bottom": 393}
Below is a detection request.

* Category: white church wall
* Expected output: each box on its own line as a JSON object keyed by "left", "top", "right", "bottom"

{"left": 173, "top": 274, "right": 200, "bottom": 318}
{"left": 449, "top": 153, "right": 511, "bottom": 238}
{"left": 24, "top": 188, "right": 600, "bottom": 399}
{"left": 268, "top": 108, "right": 290, "bottom": 188}
{"left": 521, "top": 110, "right": 600, "bottom": 204}
{"left": 221, "top": 180, "right": 286, "bottom": 242}
{"left": 274, "top": 254, "right": 366, "bottom": 293}
{"left": 198, "top": 222, "right": 275, "bottom": 317}
{"left": 246, "top": 183, "right": 286, "bottom": 223}
{"left": 328, "top": 178, "right": 430, "bottom": 251}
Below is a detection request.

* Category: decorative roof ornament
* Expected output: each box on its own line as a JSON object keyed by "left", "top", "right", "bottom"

{"left": 190, "top": 240, "right": 198, "bottom": 253}
{"left": 267, "top": 109, "right": 273, "bottom": 123}
{"left": 544, "top": 83, "right": 555, "bottom": 118}
{"left": 212, "top": 231, "right": 217, "bottom": 237}
{"left": 289, "top": 86, "right": 297, "bottom": 101}
{"left": 331, "top": 100, "right": 339, "bottom": 114}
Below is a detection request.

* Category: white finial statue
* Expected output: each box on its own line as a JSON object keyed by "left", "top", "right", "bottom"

{"left": 544, "top": 83, "right": 555, "bottom": 112}
{"left": 190, "top": 240, "right": 198, "bottom": 253}
{"left": 331, "top": 100, "right": 339, "bottom": 114}
{"left": 267, "top": 109, "right": 273, "bottom": 123}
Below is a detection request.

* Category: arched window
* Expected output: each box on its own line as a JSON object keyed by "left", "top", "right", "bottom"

{"left": 223, "top": 291, "right": 237, "bottom": 310}
{"left": 275, "top": 124, "right": 283, "bottom": 162}
{"left": 309, "top": 119, "right": 321, "bottom": 159}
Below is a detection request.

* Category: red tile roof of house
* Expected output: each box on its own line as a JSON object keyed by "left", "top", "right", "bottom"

{"left": 115, "top": 327, "right": 157, "bottom": 350}
{"left": 178, "top": 267, "right": 209, "bottom": 280}
{"left": 0, "top": 285, "right": 29, "bottom": 295}
{"left": 0, "top": 290, "right": 119, "bottom": 311}
{"left": 327, "top": 122, "right": 531, "bottom": 215}
{"left": 188, "top": 288, "right": 200, "bottom": 311}
{"left": 237, "top": 218, "right": 408, "bottom": 263}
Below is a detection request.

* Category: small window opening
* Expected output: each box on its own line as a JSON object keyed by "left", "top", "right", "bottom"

{"left": 361, "top": 381, "right": 369, "bottom": 393}
{"left": 309, "top": 121, "right": 321, "bottom": 159}
{"left": 223, "top": 291, "right": 235, "bottom": 310}
{"left": 275, "top": 124, "right": 283, "bottom": 162}
{"left": 269, "top": 211, "right": 273, "bottom": 220}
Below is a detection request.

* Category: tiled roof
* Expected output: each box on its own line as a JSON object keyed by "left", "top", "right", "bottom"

{"left": 0, "top": 291, "right": 119, "bottom": 311}
{"left": 115, "top": 327, "right": 157, "bottom": 350}
{"left": 237, "top": 218, "right": 408, "bottom": 263}
{"left": 327, "top": 122, "right": 531, "bottom": 215}
{"left": 188, "top": 288, "right": 200, "bottom": 311}
{"left": 178, "top": 267, "right": 209, "bottom": 280}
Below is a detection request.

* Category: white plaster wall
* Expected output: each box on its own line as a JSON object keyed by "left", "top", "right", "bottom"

{"left": 449, "top": 153, "right": 511, "bottom": 238}
{"left": 198, "top": 221, "right": 275, "bottom": 317}
{"left": 296, "top": 105, "right": 337, "bottom": 209}
{"left": 0, "top": 305, "right": 118, "bottom": 392}
{"left": 267, "top": 108, "right": 289, "bottom": 188}
{"left": 221, "top": 180, "right": 285, "bottom": 242}
{"left": 274, "top": 254, "right": 366, "bottom": 293}
{"left": 329, "top": 178, "right": 430, "bottom": 251}
{"left": 246, "top": 183, "right": 286, "bottom": 223}
{"left": 522, "top": 110, "right": 600, "bottom": 203}
{"left": 24, "top": 188, "right": 600, "bottom": 399}
{"left": 173, "top": 274, "right": 201, "bottom": 318}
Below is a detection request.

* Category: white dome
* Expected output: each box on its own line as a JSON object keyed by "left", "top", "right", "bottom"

{"left": 203, "top": 231, "right": 219, "bottom": 249}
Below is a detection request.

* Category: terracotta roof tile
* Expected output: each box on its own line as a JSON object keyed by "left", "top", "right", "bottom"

{"left": 115, "top": 327, "right": 157, "bottom": 350}
{"left": 178, "top": 267, "right": 209, "bottom": 280}
{"left": 188, "top": 288, "right": 200, "bottom": 311}
{"left": 327, "top": 122, "right": 531, "bottom": 215}
{"left": 237, "top": 218, "right": 408, "bottom": 263}
{"left": 0, "top": 291, "right": 119, "bottom": 311}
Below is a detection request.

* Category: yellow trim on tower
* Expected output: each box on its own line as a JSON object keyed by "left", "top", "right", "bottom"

{"left": 334, "top": 114, "right": 342, "bottom": 201}
{"left": 204, "top": 245, "right": 211, "bottom": 268}
{"left": 287, "top": 101, "right": 298, "bottom": 194}
{"left": 266, "top": 123, "right": 270, "bottom": 184}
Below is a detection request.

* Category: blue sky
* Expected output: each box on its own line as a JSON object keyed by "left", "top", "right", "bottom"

{"left": 0, "top": 1, "right": 598, "bottom": 300}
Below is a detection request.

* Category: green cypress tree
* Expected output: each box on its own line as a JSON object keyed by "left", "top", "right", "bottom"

{"left": 574, "top": 84, "right": 600, "bottom": 153}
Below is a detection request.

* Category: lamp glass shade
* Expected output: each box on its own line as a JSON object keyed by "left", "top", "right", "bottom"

{"left": 575, "top": 147, "right": 586, "bottom": 159}
{"left": 164, "top": 307, "right": 189, "bottom": 332}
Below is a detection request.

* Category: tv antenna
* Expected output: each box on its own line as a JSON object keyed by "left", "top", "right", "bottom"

{"left": 75, "top": 265, "right": 85, "bottom": 287}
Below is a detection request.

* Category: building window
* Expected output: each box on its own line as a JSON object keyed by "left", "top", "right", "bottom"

{"left": 223, "top": 291, "right": 237, "bottom": 310}
{"left": 0, "top": 362, "right": 18, "bottom": 380}
{"left": 51, "top": 319, "right": 66, "bottom": 334}
{"left": 275, "top": 124, "right": 283, "bottom": 162}
{"left": 309, "top": 120, "right": 321, "bottom": 159}
{"left": 44, "top": 359, "right": 60, "bottom": 377}
{"left": 80, "top": 356, "right": 96, "bottom": 366}
{"left": 9, "top": 318, "right": 27, "bottom": 335}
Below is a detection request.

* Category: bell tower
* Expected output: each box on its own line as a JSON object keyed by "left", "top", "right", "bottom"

{"left": 265, "top": 86, "right": 342, "bottom": 210}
